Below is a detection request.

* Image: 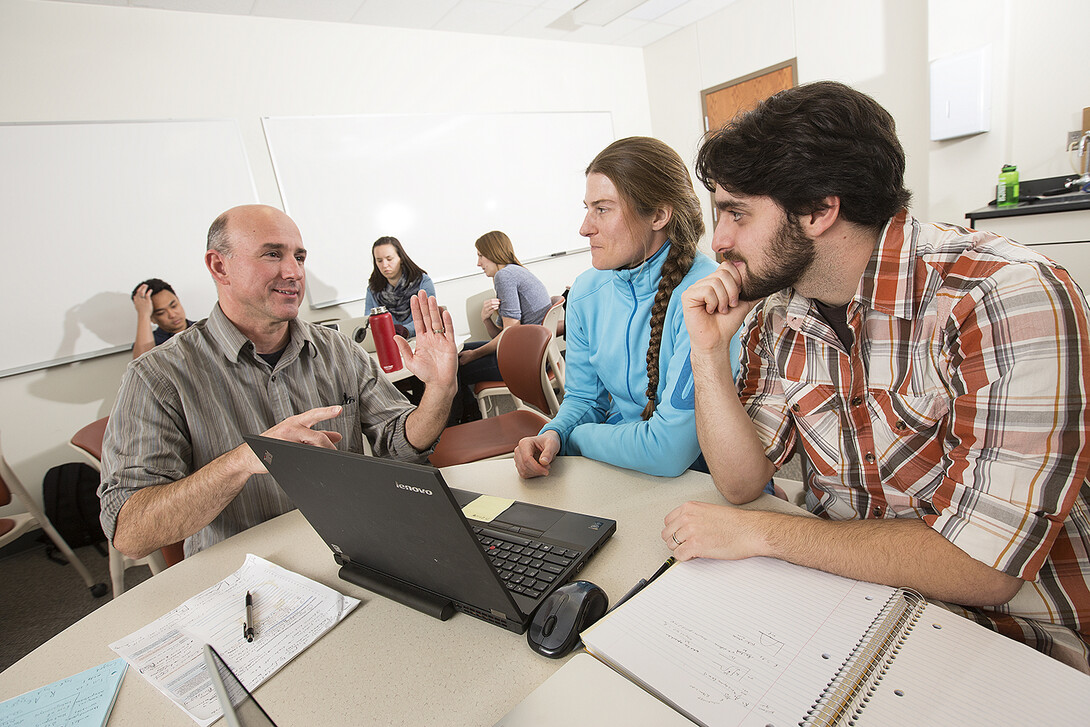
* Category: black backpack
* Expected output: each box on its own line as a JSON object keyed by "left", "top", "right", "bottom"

{"left": 40, "top": 462, "right": 106, "bottom": 555}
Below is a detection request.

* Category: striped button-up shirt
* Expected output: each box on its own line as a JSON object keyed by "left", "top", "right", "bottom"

{"left": 99, "top": 304, "right": 425, "bottom": 555}
{"left": 740, "top": 212, "right": 1090, "bottom": 665}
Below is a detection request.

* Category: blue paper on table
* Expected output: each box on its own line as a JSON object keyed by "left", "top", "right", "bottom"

{"left": 0, "top": 657, "right": 127, "bottom": 727}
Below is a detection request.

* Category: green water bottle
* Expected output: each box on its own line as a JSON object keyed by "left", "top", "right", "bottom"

{"left": 997, "top": 164, "right": 1019, "bottom": 207}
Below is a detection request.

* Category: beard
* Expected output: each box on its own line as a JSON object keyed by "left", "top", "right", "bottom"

{"left": 725, "top": 214, "right": 816, "bottom": 301}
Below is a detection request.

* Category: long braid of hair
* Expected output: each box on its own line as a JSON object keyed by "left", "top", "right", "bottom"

{"left": 585, "top": 136, "right": 705, "bottom": 421}
{"left": 641, "top": 241, "right": 696, "bottom": 420}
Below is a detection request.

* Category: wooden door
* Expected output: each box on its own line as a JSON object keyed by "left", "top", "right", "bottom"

{"left": 702, "top": 60, "right": 796, "bottom": 134}
{"left": 700, "top": 61, "right": 796, "bottom": 257}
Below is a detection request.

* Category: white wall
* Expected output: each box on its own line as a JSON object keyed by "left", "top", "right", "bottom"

{"left": 644, "top": 0, "right": 1088, "bottom": 252}
{"left": 929, "top": 0, "right": 1090, "bottom": 226}
{"left": 0, "top": 0, "right": 652, "bottom": 512}
{"left": 644, "top": 0, "right": 930, "bottom": 257}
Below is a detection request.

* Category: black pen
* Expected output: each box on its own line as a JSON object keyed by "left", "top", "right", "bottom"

{"left": 646, "top": 556, "right": 676, "bottom": 585}
{"left": 244, "top": 591, "right": 254, "bottom": 642}
{"left": 609, "top": 556, "right": 676, "bottom": 614}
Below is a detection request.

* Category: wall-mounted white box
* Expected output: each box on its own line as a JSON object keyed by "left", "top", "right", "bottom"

{"left": 930, "top": 46, "right": 992, "bottom": 141}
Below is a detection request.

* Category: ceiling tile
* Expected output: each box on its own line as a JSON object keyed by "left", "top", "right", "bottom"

{"left": 613, "top": 19, "right": 679, "bottom": 46}
{"left": 434, "top": 0, "right": 537, "bottom": 35}
{"left": 655, "top": 0, "right": 737, "bottom": 28}
{"left": 350, "top": 0, "right": 460, "bottom": 28}
{"left": 565, "top": 15, "right": 644, "bottom": 44}
{"left": 625, "top": 0, "right": 688, "bottom": 22}
{"left": 252, "top": 0, "right": 367, "bottom": 23}
{"left": 504, "top": 6, "right": 578, "bottom": 39}
{"left": 45, "top": 0, "right": 742, "bottom": 47}
{"left": 43, "top": 0, "right": 129, "bottom": 6}
{"left": 129, "top": 0, "right": 257, "bottom": 15}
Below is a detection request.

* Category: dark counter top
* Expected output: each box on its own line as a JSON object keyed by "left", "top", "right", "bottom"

{"left": 966, "top": 175, "right": 1090, "bottom": 223}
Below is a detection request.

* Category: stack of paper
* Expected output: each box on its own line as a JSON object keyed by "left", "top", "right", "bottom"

{"left": 109, "top": 554, "right": 358, "bottom": 726}
{"left": 0, "top": 657, "right": 127, "bottom": 727}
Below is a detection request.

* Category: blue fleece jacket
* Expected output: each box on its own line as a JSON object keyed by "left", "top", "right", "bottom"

{"left": 542, "top": 241, "right": 741, "bottom": 477}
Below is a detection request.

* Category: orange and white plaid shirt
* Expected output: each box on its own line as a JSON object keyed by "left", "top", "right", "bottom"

{"left": 740, "top": 212, "right": 1090, "bottom": 669}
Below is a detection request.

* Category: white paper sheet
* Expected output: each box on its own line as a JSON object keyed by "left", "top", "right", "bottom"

{"left": 582, "top": 557, "right": 894, "bottom": 727}
{"left": 109, "top": 554, "right": 359, "bottom": 726}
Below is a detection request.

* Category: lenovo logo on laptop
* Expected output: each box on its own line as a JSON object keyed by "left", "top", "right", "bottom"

{"left": 396, "top": 482, "right": 433, "bottom": 496}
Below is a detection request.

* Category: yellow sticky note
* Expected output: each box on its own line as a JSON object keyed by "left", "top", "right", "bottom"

{"left": 462, "top": 495, "right": 515, "bottom": 523}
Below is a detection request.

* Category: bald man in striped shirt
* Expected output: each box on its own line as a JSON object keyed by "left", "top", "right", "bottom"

{"left": 99, "top": 205, "right": 457, "bottom": 558}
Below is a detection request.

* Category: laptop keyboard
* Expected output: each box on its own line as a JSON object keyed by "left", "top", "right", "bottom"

{"left": 473, "top": 527, "right": 582, "bottom": 600}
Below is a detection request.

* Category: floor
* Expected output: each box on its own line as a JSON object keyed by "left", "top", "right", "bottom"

{"left": 0, "top": 536, "right": 151, "bottom": 672}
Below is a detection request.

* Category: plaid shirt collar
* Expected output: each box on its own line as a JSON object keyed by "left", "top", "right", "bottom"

{"left": 779, "top": 210, "right": 916, "bottom": 332}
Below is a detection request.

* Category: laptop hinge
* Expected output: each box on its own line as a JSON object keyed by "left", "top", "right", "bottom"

{"left": 338, "top": 560, "right": 455, "bottom": 622}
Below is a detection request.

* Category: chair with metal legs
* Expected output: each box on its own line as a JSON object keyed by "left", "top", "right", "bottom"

{"left": 70, "top": 417, "right": 174, "bottom": 598}
{"left": 0, "top": 431, "right": 108, "bottom": 598}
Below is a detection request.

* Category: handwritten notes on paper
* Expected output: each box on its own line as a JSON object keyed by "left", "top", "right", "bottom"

{"left": 109, "top": 554, "right": 359, "bottom": 726}
{"left": 0, "top": 657, "right": 126, "bottom": 727}
{"left": 581, "top": 557, "right": 896, "bottom": 727}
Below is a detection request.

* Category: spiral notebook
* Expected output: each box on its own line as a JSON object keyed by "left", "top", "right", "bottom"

{"left": 558, "top": 557, "right": 1090, "bottom": 727}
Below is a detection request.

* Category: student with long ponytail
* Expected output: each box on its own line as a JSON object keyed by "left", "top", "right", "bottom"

{"left": 514, "top": 137, "right": 742, "bottom": 478}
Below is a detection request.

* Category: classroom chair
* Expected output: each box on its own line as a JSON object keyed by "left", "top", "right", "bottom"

{"left": 464, "top": 287, "right": 507, "bottom": 417}
{"left": 540, "top": 295, "right": 566, "bottom": 388}
{"left": 336, "top": 315, "right": 376, "bottom": 352}
{"left": 0, "top": 430, "right": 108, "bottom": 598}
{"left": 471, "top": 329, "right": 515, "bottom": 419}
{"left": 69, "top": 417, "right": 179, "bottom": 598}
{"left": 463, "top": 288, "right": 496, "bottom": 343}
{"left": 430, "top": 325, "right": 557, "bottom": 467}
{"left": 474, "top": 297, "right": 567, "bottom": 418}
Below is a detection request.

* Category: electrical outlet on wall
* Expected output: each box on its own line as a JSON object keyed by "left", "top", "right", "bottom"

{"left": 1070, "top": 130, "right": 1086, "bottom": 148}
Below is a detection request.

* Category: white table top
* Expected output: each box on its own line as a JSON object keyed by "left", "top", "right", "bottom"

{"left": 0, "top": 457, "right": 805, "bottom": 726}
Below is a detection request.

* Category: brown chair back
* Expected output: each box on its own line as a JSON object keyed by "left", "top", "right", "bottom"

{"left": 0, "top": 466, "right": 11, "bottom": 508}
{"left": 71, "top": 416, "right": 109, "bottom": 461}
{"left": 71, "top": 415, "right": 187, "bottom": 568}
{"left": 496, "top": 324, "right": 557, "bottom": 417}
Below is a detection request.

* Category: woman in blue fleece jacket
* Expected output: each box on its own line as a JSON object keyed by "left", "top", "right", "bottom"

{"left": 514, "top": 137, "right": 741, "bottom": 478}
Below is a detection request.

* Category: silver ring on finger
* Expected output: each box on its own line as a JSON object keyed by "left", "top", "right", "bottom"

{"left": 671, "top": 531, "right": 683, "bottom": 546}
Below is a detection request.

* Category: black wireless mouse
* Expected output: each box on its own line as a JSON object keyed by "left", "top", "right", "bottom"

{"left": 526, "top": 580, "right": 609, "bottom": 659}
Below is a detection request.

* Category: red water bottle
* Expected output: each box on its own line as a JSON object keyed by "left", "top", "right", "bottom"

{"left": 369, "top": 306, "right": 403, "bottom": 373}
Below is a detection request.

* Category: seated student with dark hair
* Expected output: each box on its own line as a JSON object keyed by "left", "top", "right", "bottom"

{"left": 365, "top": 236, "right": 435, "bottom": 338}
{"left": 670, "top": 81, "right": 1090, "bottom": 672}
{"left": 131, "top": 278, "right": 193, "bottom": 359}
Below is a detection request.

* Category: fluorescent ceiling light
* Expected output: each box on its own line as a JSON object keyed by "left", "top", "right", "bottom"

{"left": 571, "top": 0, "right": 648, "bottom": 26}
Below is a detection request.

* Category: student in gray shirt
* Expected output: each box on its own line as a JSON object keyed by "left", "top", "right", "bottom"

{"left": 99, "top": 205, "right": 457, "bottom": 558}
{"left": 456, "top": 231, "right": 553, "bottom": 419}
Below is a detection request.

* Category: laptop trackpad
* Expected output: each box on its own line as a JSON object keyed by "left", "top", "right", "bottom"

{"left": 493, "top": 502, "right": 562, "bottom": 533}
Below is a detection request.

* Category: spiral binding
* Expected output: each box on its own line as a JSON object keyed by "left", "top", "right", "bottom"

{"left": 799, "top": 589, "right": 926, "bottom": 727}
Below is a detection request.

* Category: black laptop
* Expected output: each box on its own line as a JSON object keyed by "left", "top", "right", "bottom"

{"left": 244, "top": 435, "right": 616, "bottom": 634}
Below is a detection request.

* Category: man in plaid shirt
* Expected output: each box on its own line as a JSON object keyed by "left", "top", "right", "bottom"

{"left": 663, "top": 81, "right": 1090, "bottom": 672}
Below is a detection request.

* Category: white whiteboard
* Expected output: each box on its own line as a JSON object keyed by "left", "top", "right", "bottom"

{"left": 262, "top": 112, "right": 614, "bottom": 308}
{"left": 0, "top": 119, "right": 258, "bottom": 377}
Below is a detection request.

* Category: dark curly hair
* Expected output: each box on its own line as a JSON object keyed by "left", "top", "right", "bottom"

{"left": 131, "top": 278, "right": 175, "bottom": 299}
{"left": 696, "top": 81, "right": 911, "bottom": 231}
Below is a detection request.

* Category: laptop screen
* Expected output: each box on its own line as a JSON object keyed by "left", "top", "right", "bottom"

{"left": 203, "top": 644, "right": 279, "bottom": 727}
